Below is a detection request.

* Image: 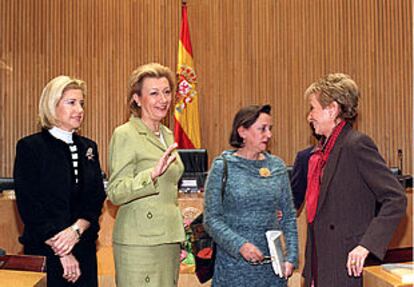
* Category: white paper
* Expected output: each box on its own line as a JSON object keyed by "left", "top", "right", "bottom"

{"left": 266, "top": 230, "right": 285, "bottom": 278}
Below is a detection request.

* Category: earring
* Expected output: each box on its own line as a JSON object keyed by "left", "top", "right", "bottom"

{"left": 132, "top": 94, "right": 141, "bottom": 107}
{"left": 241, "top": 137, "right": 246, "bottom": 147}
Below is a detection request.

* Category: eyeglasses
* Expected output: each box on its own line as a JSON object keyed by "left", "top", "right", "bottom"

{"left": 248, "top": 256, "right": 274, "bottom": 265}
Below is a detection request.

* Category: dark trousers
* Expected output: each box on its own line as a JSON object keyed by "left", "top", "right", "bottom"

{"left": 309, "top": 223, "right": 318, "bottom": 287}
{"left": 24, "top": 241, "right": 98, "bottom": 287}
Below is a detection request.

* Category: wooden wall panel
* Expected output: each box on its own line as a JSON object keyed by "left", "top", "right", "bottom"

{"left": 0, "top": 0, "right": 412, "bottom": 178}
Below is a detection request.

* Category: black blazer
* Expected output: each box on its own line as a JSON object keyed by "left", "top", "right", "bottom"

{"left": 13, "top": 129, "right": 106, "bottom": 246}
{"left": 291, "top": 146, "right": 314, "bottom": 210}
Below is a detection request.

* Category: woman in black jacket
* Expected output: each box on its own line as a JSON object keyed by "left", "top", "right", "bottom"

{"left": 13, "top": 75, "right": 106, "bottom": 286}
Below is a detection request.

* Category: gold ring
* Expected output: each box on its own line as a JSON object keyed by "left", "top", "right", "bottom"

{"left": 350, "top": 261, "right": 356, "bottom": 266}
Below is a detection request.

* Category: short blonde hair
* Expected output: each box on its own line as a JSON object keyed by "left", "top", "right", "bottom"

{"left": 127, "top": 63, "right": 175, "bottom": 116}
{"left": 305, "top": 73, "right": 360, "bottom": 122}
{"left": 38, "top": 75, "right": 86, "bottom": 129}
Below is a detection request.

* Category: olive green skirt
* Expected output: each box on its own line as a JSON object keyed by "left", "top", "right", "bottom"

{"left": 113, "top": 243, "right": 181, "bottom": 287}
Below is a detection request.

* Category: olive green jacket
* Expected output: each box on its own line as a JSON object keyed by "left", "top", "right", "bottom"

{"left": 107, "top": 116, "right": 185, "bottom": 245}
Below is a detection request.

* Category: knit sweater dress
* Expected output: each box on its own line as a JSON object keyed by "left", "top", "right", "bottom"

{"left": 204, "top": 150, "right": 298, "bottom": 287}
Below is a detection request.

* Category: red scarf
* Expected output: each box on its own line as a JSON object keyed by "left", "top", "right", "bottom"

{"left": 306, "top": 121, "right": 346, "bottom": 223}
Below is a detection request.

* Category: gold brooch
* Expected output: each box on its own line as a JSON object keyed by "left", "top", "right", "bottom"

{"left": 86, "top": 147, "right": 95, "bottom": 160}
{"left": 259, "top": 167, "right": 271, "bottom": 177}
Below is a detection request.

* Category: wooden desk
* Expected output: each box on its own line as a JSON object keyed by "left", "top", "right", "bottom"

{"left": 2, "top": 189, "right": 411, "bottom": 251}
{"left": 97, "top": 246, "right": 115, "bottom": 287}
{"left": 1, "top": 189, "right": 412, "bottom": 287}
{"left": 363, "top": 263, "right": 413, "bottom": 287}
{"left": 0, "top": 270, "right": 46, "bottom": 287}
{"left": 0, "top": 192, "right": 23, "bottom": 254}
{"left": 389, "top": 189, "right": 413, "bottom": 248}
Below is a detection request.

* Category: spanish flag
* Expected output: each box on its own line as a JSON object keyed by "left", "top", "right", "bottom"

{"left": 174, "top": 2, "right": 201, "bottom": 149}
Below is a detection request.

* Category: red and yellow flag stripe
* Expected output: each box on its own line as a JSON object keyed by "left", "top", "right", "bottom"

{"left": 174, "top": 3, "right": 201, "bottom": 149}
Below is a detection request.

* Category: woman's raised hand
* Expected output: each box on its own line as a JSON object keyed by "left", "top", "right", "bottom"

{"left": 151, "top": 143, "right": 178, "bottom": 181}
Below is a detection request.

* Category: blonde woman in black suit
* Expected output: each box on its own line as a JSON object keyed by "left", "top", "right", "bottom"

{"left": 14, "top": 76, "right": 106, "bottom": 287}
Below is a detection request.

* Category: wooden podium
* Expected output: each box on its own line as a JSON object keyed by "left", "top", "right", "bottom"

{"left": 363, "top": 263, "right": 414, "bottom": 287}
{"left": 0, "top": 270, "right": 46, "bottom": 287}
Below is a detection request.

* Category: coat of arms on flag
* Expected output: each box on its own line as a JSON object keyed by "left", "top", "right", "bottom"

{"left": 175, "top": 64, "right": 198, "bottom": 114}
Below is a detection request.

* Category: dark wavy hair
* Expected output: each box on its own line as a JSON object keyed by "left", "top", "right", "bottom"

{"left": 229, "top": 104, "right": 271, "bottom": 148}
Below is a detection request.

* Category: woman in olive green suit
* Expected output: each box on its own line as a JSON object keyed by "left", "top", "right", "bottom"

{"left": 107, "top": 63, "right": 185, "bottom": 287}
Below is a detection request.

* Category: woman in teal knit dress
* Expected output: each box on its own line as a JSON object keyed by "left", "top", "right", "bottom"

{"left": 204, "top": 105, "right": 298, "bottom": 287}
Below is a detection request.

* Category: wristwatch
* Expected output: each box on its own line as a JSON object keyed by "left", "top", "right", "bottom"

{"left": 71, "top": 223, "right": 82, "bottom": 239}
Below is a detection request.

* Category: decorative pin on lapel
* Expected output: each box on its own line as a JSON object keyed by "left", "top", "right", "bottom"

{"left": 86, "top": 147, "right": 95, "bottom": 160}
{"left": 259, "top": 167, "right": 271, "bottom": 177}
